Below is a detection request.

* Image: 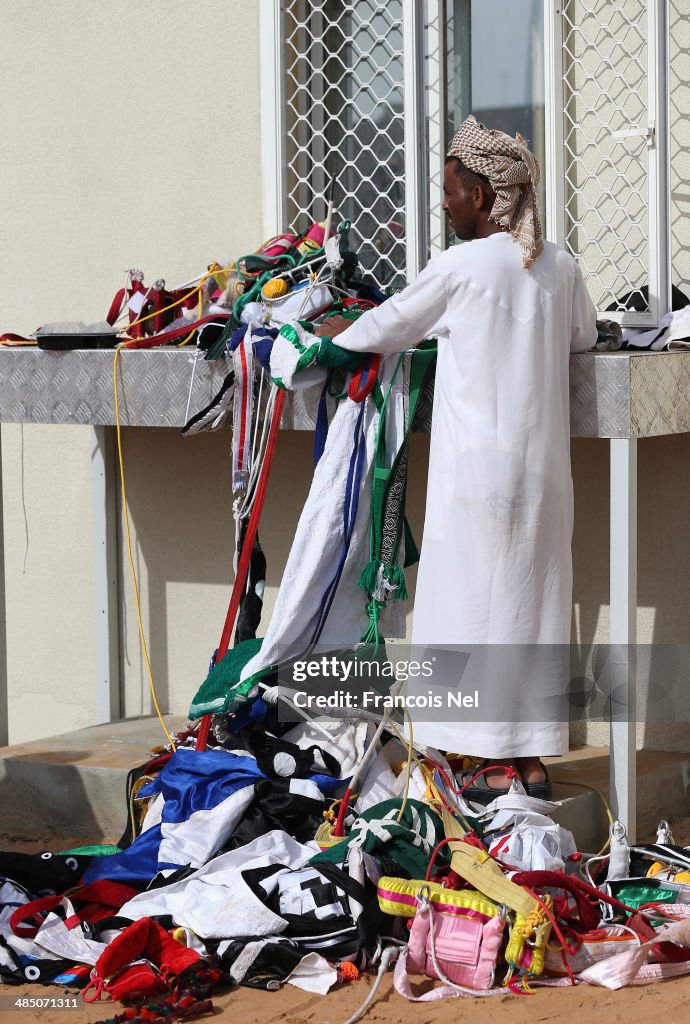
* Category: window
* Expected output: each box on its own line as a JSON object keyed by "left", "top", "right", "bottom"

{"left": 273, "top": 1, "right": 668, "bottom": 324}
{"left": 283, "top": 0, "right": 406, "bottom": 289}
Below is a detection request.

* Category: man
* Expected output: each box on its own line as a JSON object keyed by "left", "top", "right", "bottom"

{"left": 316, "top": 116, "right": 597, "bottom": 800}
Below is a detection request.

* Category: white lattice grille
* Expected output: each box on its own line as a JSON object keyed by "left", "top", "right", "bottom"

{"left": 669, "top": 0, "right": 690, "bottom": 295}
{"left": 283, "top": 0, "right": 406, "bottom": 289}
{"left": 562, "top": 1, "right": 651, "bottom": 314}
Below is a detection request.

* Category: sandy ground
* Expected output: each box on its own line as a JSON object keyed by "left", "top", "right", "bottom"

{"left": 4, "top": 971, "right": 690, "bottom": 1024}
{"left": 2, "top": 821, "right": 690, "bottom": 1023}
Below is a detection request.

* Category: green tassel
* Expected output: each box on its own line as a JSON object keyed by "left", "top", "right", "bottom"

{"left": 387, "top": 563, "right": 408, "bottom": 601}
{"left": 358, "top": 560, "right": 407, "bottom": 600}
{"left": 358, "top": 560, "right": 380, "bottom": 594}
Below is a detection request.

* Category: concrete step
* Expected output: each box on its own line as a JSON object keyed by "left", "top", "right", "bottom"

{"left": 0, "top": 719, "right": 688, "bottom": 850}
{"left": 0, "top": 716, "right": 185, "bottom": 846}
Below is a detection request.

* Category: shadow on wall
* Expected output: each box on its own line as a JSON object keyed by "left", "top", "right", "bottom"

{"left": 119, "top": 426, "right": 315, "bottom": 716}
{"left": 571, "top": 435, "right": 690, "bottom": 751}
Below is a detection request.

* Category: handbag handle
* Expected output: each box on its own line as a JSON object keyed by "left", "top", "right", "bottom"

{"left": 511, "top": 870, "right": 638, "bottom": 930}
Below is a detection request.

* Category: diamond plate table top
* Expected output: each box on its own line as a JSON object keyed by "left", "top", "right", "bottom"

{"left": 1, "top": 348, "right": 689, "bottom": 438}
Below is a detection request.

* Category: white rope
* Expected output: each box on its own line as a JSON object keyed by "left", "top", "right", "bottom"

{"left": 327, "top": 946, "right": 400, "bottom": 1024}
{"left": 259, "top": 685, "right": 334, "bottom": 744}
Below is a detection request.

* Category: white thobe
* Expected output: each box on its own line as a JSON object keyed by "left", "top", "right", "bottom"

{"left": 334, "top": 232, "right": 597, "bottom": 756}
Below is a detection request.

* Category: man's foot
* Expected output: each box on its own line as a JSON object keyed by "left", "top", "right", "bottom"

{"left": 453, "top": 759, "right": 519, "bottom": 806}
{"left": 515, "top": 757, "right": 552, "bottom": 799}
{"left": 483, "top": 759, "right": 519, "bottom": 790}
{"left": 515, "top": 757, "right": 546, "bottom": 785}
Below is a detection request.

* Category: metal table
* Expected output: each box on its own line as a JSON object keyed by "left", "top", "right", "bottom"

{"left": 3, "top": 346, "right": 690, "bottom": 837}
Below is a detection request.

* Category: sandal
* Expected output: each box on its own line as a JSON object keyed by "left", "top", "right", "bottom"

{"left": 522, "top": 761, "right": 552, "bottom": 800}
{"left": 453, "top": 760, "right": 519, "bottom": 807}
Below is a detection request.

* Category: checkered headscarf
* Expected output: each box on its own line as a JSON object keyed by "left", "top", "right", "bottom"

{"left": 447, "top": 115, "right": 543, "bottom": 268}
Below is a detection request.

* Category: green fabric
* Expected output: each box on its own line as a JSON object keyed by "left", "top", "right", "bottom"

{"left": 311, "top": 798, "right": 448, "bottom": 879}
{"left": 358, "top": 346, "right": 437, "bottom": 647}
{"left": 188, "top": 637, "right": 264, "bottom": 719}
{"left": 609, "top": 879, "right": 682, "bottom": 911}
{"left": 58, "top": 844, "right": 121, "bottom": 857}
{"left": 277, "top": 320, "right": 361, "bottom": 377}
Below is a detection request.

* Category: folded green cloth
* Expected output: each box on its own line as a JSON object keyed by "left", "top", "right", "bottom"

{"left": 188, "top": 637, "right": 265, "bottom": 719}
{"left": 311, "top": 798, "right": 448, "bottom": 879}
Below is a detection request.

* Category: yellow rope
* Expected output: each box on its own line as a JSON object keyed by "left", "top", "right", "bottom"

{"left": 113, "top": 343, "right": 176, "bottom": 750}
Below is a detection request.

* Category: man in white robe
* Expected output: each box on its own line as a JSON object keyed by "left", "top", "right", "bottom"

{"left": 316, "top": 117, "right": 597, "bottom": 798}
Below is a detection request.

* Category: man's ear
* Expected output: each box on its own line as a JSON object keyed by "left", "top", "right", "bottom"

{"left": 480, "top": 184, "right": 495, "bottom": 211}
{"left": 472, "top": 183, "right": 486, "bottom": 210}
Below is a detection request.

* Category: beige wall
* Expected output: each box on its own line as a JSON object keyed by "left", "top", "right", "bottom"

{"left": 0, "top": 0, "right": 262, "bottom": 742}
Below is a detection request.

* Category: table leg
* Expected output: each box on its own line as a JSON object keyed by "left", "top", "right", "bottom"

{"left": 609, "top": 436, "right": 637, "bottom": 839}
{"left": 91, "top": 426, "right": 120, "bottom": 724}
{"left": 0, "top": 425, "right": 7, "bottom": 746}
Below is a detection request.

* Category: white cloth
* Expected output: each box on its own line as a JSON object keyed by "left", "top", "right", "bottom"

{"left": 281, "top": 719, "right": 373, "bottom": 779}
{"left": 118, "top": 830, "right": 315, "bottom": 940}
{"left": 241, "top": 347, "right": 408, "bottom": 684}
{"left": 34, "top": 904, "right": 108, "bottom": 966}
{"left": 334, "top": 233, "right": 597, "bottom": 756}
{"left": 623, "top": 304, "right": 690, "bottom": 350}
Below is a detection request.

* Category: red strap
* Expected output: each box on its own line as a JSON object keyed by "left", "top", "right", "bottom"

{"left": 10, "top": 895, "right": 62, "bottom": 938}
{"left": 10, "top": 880, "right": 137, "bottom": 937}
{"left": 511, "top": 869, "right": 638, "bottom": 931}
{"left": 348, "top": 353, "right": 380, "bottom": 402}
{"left": 106, "top": 288, "right": 126, "bottom": 326}
{"left": 119, "top": 313, "right": 230, "bottom": 349}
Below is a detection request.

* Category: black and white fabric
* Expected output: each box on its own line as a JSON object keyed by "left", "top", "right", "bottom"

{"left": 238, "top": 725, "right": 341, "bottom": 780}
{"left": 222, "top": 777, "right": 329, "bottom": 851}
{"left": 277, "top": 861, "right": 386, "bottom": 968}
{"left": 278, "top": 866, "right": 350, "bottom": 921}
{"left": 215, "top": 935, "right": 336, "bottom": 994}
{"left": 0, "top": 852, "right": 89, "bottom": 897}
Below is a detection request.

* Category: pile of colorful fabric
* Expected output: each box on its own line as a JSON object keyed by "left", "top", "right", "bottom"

{"left": 3, "top": 740, "right": 690, "bottom": 1021}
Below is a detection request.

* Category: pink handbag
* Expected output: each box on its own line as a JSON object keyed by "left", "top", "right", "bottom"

{"left": 406, "top": 885, "right": 507, "bottom": 990}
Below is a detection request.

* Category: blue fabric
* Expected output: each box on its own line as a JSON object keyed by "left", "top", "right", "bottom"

{"left": 251, "top": 326, "right": 278, "bottom": 370}
{"left": 313, "top": 377, "right": 330, "bottom": 466}
{"left": 227, "top": 324, "right": 248, "bottom": 352}
{"left": 82, "top": 748, "right": 265, "bottom": 885}
{"left": 356, "top": 284, "right": 388, "bottom": 306}
{"left": 309, "top": 400, "right": 367, "bottom": 644}
{"left": 80, "top": 825, "right": 170, "bottom": 885}
{"left": 223, "top": 697, "right": 268, "bottom": 734}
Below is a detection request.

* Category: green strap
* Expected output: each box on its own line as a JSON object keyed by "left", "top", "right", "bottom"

{"left": 364, "top": 345, "right": 436, "bottom": 582}
{"left": 359, "top": 345, "right": 436, "bottom": 646}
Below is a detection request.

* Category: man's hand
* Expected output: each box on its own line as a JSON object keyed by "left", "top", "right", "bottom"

{"left": 314, "top": 315, "right": 352, "bottom": 339}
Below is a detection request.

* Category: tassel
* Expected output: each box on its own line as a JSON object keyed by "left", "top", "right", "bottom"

{"left": 387, "top": 563, "right": 408, "bottom": 601}
{"left": 358, "top": 561, "right": 407, "bottom": 601}
{"left": 358, "top": 560, "right": 379, "bottom": 594}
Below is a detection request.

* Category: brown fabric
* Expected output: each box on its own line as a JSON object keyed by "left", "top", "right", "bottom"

{"left": 447, "top": 115, "right": 543, "bottom": 268}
